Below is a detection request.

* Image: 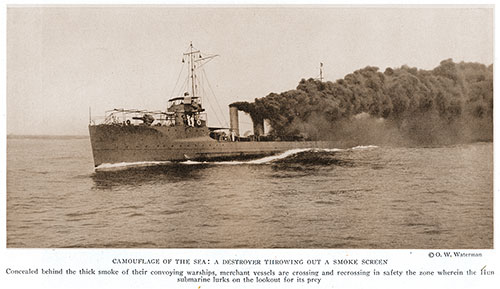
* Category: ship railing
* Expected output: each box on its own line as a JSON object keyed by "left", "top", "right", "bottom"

{"left": 91, "top": 108, "right": 176, "bottom": 127}
{"left": 89, "top": 115, "right": 106, "bottom": 126}
{"left": 91, "top": 109, "right": 208, "bottom": 127}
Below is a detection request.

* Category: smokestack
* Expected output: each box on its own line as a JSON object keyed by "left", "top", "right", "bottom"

{"left": 229, "top": 106, "right": 239, "bottom": 136}
{"left": 253, "top": 119, "right": 264, "bottom": 136}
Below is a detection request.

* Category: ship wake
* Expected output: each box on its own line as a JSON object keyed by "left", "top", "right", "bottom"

{"left": 181, "top": 145, "right": 378, "bottom": 165}
{"left": 94, "top": 145, "right": 378, "bottom": 171}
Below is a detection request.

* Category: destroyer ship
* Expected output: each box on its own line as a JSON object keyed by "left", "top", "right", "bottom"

{"left": 88, "top": 44, "right": 346, "bottom": 168}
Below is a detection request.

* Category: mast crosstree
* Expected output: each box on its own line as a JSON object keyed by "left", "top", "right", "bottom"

{"left": 182, "top": 42, "right": 219, "bottom": 98}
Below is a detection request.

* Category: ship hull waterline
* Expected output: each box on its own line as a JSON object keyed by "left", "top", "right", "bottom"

{"left": 89, "top": 125, "right": 352, "bottom": 168}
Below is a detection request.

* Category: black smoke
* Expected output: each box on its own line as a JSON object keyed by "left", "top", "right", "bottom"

{"left": 231, "top": 59, "right": 493, "bottom": 145}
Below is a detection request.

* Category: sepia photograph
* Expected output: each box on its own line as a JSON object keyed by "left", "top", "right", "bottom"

{"left": 6, "top": 5, "right": 493, "bottom": 250}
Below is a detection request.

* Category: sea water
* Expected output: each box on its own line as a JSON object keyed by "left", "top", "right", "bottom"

{"left": 6, "top": 137, "right": 493, "bottom": 248}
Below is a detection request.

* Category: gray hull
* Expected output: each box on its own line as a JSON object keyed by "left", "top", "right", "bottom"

{"left": 89, "top": 124, "right": 345, "bottom": 167}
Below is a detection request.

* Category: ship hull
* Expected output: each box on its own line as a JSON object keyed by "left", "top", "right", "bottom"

{"left": 89, "top": 124, "right": 348, "bottom": 167}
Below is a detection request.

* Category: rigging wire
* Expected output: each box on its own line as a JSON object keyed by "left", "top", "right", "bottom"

{"left": 201, "top": 68, "right": 229, "bottom": 127}
{"left": 195, "top": 64, "right": 225, "bottom": 127}
{"left": 201, "top": 87, "right": 224, "bottom": 127}
{"left": 199, "top": 74, "right": 225, "bottom": 127}
{"left": 170, "top": 62, "right": 185, "bottom": 99}
{"left": 175, "top": 76, "right": 189, "bottom": 98}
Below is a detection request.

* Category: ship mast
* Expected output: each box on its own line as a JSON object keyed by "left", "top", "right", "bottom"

{"left": 183, "top": 42, "right": 200, "bottom": 97}
{"left": 182, "top": 42, "right": 219, "bottom": 98}
{"left": 319, "top": 62, "right": 324, "bottom": 82}
{"left": 190, "top": 43, "right": 195, "bottom": 97}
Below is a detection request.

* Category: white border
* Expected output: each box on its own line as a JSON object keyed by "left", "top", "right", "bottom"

{"left": 1, "top": 1, "right": 498, "bottom": 288}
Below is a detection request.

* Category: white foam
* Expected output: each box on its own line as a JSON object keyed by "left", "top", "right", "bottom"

{"left": 213, "top": 148, "right": 342, "bottom": 165}
{"left": 351, "top": 145, "right": 379, "bottom": 150}
{"left": 206, "top": 145, "right": 378, "bottom": 165}
{"left": 95, "top": 160, "right": 171, "bottom": 171}
{"left": 246, "top": 148, "right": 312, "bottom": 164}
{"left": 312, "top": 148, "right": 345, "bottom": 153}
{"left": 180, "top": 160, "right": 204, "bottom": 165}
{"left": 95, "top": 145, "right": 379, "bottom": 170}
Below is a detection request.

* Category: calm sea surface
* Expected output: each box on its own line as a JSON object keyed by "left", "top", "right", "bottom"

{"left": 6, "top": 137, "right": 493, "bottom": 248}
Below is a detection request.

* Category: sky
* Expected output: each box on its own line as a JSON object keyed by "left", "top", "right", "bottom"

{"left": 6, "top": 6, "right": 494, "bottom": 135}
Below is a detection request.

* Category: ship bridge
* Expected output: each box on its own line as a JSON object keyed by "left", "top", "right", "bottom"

{"left": 167, "top": 94, "right": 206, "bottom": 128}
{"left": 167, "top": 95, "right": 203, "bottom": 113}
